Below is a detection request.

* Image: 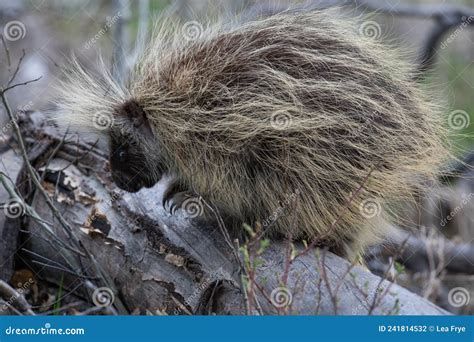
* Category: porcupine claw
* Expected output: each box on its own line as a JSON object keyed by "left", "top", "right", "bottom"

{"left": 162, "top": 179, "right": 195, "bottom": 215}
{"left": 164, "top": 192, "right": 195, "bottom": 215}
{"left": 170, "top": 192, "right": 192, "bottom": 215}
{"left": 162, "top": 178, "right": 180, "bottom": 212}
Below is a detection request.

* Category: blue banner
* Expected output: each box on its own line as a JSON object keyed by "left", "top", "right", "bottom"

{"left": 0, "top": 316, "right": 472, "bottom": 342}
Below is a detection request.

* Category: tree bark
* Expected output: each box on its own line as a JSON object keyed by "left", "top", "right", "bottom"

{"left": 2, "top": 111, "right": 450, "bottom": 315}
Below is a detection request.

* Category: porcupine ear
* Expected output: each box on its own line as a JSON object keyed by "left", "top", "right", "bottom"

{"left": 117, "top": 99, "right": 154, "bottom": 138}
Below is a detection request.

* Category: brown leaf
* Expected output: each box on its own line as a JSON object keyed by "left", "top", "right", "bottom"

{"left": 165, "top": 253, "right": 185, "bottom": 267}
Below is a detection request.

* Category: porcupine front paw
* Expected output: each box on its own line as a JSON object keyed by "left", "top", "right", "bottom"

{"left": 162, "top": 180, "right": 204, "bottom": 218}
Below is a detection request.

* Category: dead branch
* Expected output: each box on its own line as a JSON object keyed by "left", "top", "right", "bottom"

{"left": 0, "top": 111, "right": 451, "bottom": 315}
{"left": 0, "top": 280, "right": 35, "bottom": 315}
{"left": 367, "top": 232, "right": 474, "bottom": 275}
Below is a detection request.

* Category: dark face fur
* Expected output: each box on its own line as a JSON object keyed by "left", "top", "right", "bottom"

{"left": 108, "top": 100, "right": 162, "bottom": 192}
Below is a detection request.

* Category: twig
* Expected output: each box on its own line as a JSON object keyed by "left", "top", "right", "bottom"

{"left": 0, "top": 64, "right": 126, "bottom": 313}
{"left": 0, "top": 280, "right": 35, "bottom": 315}
{"left": 38, "top": 129, "right": 69, "bottom": 185}
{"left": 31, "top": 260, "right": 93, "bottom": 280}
{"left": 318, "top": 250, "right": 339, "bottom": 314}
{"left": 77, "top": 305, "right": 109, "bottom": 315}
{"left": 83, "top": 280, "right": 118, "bottom": 316}
{"left": 233, "top": 238, "right": 252, "bottom": 315}
{"left": 40, "top": 300, "right": 84, "bottom": 315}
{"left": 252, "top": 280, "right": 278, "bottom": 313}
{"left": 1, "top": 87, "right": 88, "bottom": 263}
{"left": 32, "top": 279, "right": 86, "bottom": 313}
{"left": 201, "top": 198, "right": 254, "bottom": 314}
{"left": 367, "top": 237, "right": 409, "bottom": 315}
{"left": 22, "top": 249, "right": 77, "bottom": 271}
{"left": 0, "top": 301, "right": 24, "bottom": 315}
{"left": 0, "top": 35, "right": 11, "bottom": 72}
{"left": 57, "top": 137, "right": 100, "bottom": 173}
{"left": 0, "top": 171, "right": 85, "bottom": 257}
{"left": 201, "top": 199, "right": 236, "bottom": 260}
{"left": 2, "top": 77, "right": 42, "bottom": 93}
{"left": 6, "top": 49, "right": 26, "bottom": 87}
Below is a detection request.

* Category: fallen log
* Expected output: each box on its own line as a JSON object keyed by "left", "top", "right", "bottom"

{"left": 0, "top": 140, "right": 23, "bottom": 282}
{"left": 2, "top": 111, "right": 449, "bottom": 315}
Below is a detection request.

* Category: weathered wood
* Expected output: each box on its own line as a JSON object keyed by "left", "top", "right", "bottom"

{"left": 7, "top": 111, "right": 450, "bottom": 315}
{"left": 0, "top": 139, "right": 23, "bottom": 281}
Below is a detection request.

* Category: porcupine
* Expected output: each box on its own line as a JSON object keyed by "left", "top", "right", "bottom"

{"left": 53, "top": 9, "right": 450, "bottom": 259}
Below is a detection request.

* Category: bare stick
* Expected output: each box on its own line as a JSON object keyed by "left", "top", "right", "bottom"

{"left": 2, "top": 77, "right": 42, "bottom": 93}
{"left": 6, "top": 49, "right": 26, "bottom": 87}
{"left": 0, "top": 35, "right": 11, "bottom": 73}
{"left": 367, "top": 237, "right": 409, "bottom": 315}
{"left": 0, "top": 280, "right": 35, "bottom": 315}
{"left": 0, "top": 74, "right": 126, "bottom": 313}
{"left": 0, "top": 171, "right": 84, "bottom": 257}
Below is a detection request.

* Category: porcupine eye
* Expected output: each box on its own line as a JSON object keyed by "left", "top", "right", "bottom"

{"left": 110, "top": 141, "right": 131, "bottom": 171}
{"left": 118, "top": 149, "right": 127, "bottom": 163}
{"left": 109, "top": 100, "right": 161, "bottom": 193}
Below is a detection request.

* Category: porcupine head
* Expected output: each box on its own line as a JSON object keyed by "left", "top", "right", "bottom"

{"left": 52, "top": 9, "right": 451, "bottom": 259}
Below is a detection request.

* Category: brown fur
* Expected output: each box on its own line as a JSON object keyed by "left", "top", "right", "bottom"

{"left": 53, "top": 9, "right": 451, "bottom": 258}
